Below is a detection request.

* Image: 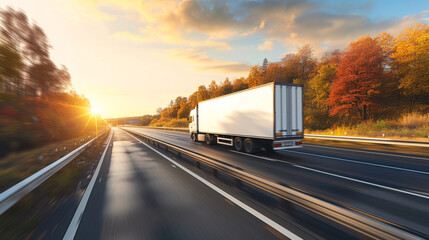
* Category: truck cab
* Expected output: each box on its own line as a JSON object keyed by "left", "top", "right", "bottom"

{"left": 189, "top": 108, "right": 197, "bottom": 134}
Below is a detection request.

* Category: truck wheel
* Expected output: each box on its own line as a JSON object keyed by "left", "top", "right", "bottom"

{"left": 191, "top": 133, "right": 197, "bottom": 142}
{"left": 244, "top": 138, "right": 255, "bottom": 153}
{"left": 233, "top": 137, "right": 243, "bottom": 152}
{"left": 205, "top": 134, "right": 212, "bottom": 145}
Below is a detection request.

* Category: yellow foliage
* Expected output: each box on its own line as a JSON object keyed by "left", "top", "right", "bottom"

{"left": 391, "top": 24, "right": 429, "bottom": 96}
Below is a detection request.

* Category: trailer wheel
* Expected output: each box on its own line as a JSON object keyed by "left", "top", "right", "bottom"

{"left": 191, "top": 133, "right": 197, "bottom": 142}
{"left": 233, "top": 137, "right": 243, "bottom": 152}
{"left": 205, "top": 134, "right": 213, "bottom": 145}
{"left": 244, "top": 138, "right": 255, "bottom": 153}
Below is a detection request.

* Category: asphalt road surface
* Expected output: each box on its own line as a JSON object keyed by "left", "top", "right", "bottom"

{"left": 72, "top": 128, "right": 315, "bottom": 240}
{"left": 122, "top": 127, "right": 429, "bottom": 237}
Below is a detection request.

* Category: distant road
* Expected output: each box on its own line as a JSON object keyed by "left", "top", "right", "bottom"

{"left": 123, "top": 127, "right": 429, "bottom": 237}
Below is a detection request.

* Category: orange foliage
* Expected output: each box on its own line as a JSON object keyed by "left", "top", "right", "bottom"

{"left": 328, "top": 36, "right": 384, "bottom": 121}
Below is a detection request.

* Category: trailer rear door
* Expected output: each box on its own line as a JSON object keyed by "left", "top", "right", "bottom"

{"left": 274, "top": 84, "right": 303, "bottom": 139}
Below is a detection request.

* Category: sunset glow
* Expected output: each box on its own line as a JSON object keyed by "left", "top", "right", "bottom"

{"left": 1, "top": 0, "right": 427, "bottom": 118}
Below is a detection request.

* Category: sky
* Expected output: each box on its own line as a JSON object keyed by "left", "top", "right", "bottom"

{"left": 1, "top": 0, "right": 428, "bottom": 118}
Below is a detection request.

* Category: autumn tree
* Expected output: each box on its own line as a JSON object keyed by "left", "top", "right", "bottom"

{"left": 391, "top": 24, "right": 429, "bottom": 109}
{"left": 218, "top": 78, "right": 233, "bottom": 96}
{"left": 280, "top": 54, "right": 299, "bottom": 83}
{"left": 245, "top": 65, "right": 263, "bottom": 87}
{"left": 0, "top": 7, "right": 69, "bottom": 96}
{"left": 188, "top": 92, "right": 198, "bottom": 110}
{"left": 177, "top": 97, "right": 190, "bottom": 119}
{"left": 197, "top": 85, "right": 209, "bottom": 102}
{"left": 329, "top": 36, "right": 384, "bottom": 121}
{"left": 0, "top": 42, "right": 22, "bottom": 92}
{"left": 265, "top": 62, "right": 287, "bottom": 83}
{"left": 208, "top": 80, "right": 219, "bottom": 98}
{"left": 295, "top": 44, "right": 316, "bottom": 83}
{"left": 232, "top": 77, "right": 248, "bottom": 92}
{"left": 309, "top": 64, "right": 337, "bottom": 109}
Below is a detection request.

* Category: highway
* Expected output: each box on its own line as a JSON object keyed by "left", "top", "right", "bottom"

{"left": 70, "top": 128, "right": 318, "bottom": 240}
{"left": 122, "top": 127, "right": 429, "bottom": 237}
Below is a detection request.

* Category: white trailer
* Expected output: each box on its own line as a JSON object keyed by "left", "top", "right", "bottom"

{"left": 189, "top": 83, "right": 303, "bottom": 153}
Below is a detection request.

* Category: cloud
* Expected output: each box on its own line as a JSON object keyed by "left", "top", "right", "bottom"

{"left": 258, "top": 40, "right": 274, "bottom": 51}
{"left": 78, "top": 0, "right": 429, "bottom": 54}
{"left": 70, "top": 0, "right": 117, "bottom": 21}
{"left": 171, "top": 48, "right": 251, "bottom": 73}
{"left": 114, "top": 28, "right": 231, "bottom": 50}
{"left": 114, "top": 31, "right": 147, "bottom": 43}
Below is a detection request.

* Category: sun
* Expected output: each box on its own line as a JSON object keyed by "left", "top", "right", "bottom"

{"left": 91, "top": 104, "right": 101, "bottom": 115}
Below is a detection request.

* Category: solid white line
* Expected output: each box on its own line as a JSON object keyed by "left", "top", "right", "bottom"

{"left": 303, "top": 144, "right": 429, "bottom": 161}
{"left": 228, "top": 150, "right": 429, "bottom": 200}
{"left": 295, "top": 165, "right": 429, "bottom": 200}
{"left": 230, "top": 150, "right": 287, "bottom": 163}
{"left": 123, "top": 130, "right": 302, "bottom": 240}
{"left": 62, "top": 131, "right": 113, "bottom": 240}
{"left": 282, "top": 150, "right": 429, "bottom": 175}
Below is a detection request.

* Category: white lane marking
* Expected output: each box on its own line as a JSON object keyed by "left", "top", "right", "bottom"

{"left": 407, "top": 190, "right": 429, "bottom": 197}
{"left": 282, "top": 150, "right": 429, "bottom": 175}
{"left": 171, "top": 164, "right": 177, "bottom": 168}
{"left": 295, "top": 165, "right": 429, "bottom": 200}
{"left": 303, "top": 144, "right": 429, "bottom": 161}
{"left": 123, "top": 130, "right": 302, "bottom": 240}
{"left": 63, "top": 131, "right": 113, "bottom": 240}
{"left": 230, "top": 150, "right": 286, "bottom": 163}
{"left": 98, "top": 177, "right": 102, "bottom": 183}
{"left": 229, "top": 150, "right": 429, "bottom": 200}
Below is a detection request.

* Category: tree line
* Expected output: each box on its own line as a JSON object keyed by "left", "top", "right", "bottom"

{"left": 0, "top": 7, "right": 71, "bottom": 96}
{"left": 0, "top": 7, "right": 104, "bottom": 152}
{"left": 149, "top": 24, "right": 428, "bottom": 129}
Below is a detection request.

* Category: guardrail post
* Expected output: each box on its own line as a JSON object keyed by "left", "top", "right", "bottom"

{"left": 213, "top": 168, "right": 218, "bottom": 177}
{"left": 196, "top": 161, "right": 200, "bottom": 169}
{"left": 177, "top": 152, "right": 181, "bottom": 159}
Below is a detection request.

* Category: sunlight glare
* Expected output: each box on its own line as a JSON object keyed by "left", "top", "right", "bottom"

{"left": 91, "top": 104, "right": 102, "bottom": 115}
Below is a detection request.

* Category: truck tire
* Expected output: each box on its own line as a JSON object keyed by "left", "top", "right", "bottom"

{"left": 205, "top": 134, "right": 212, "bottom": 145}
{"left": 233, "top": 137, "right": 243, "bottom": 152}
{"left": 191, "top": 133, "right": 197, "bottom": 142}
{"left": 244, "top": 138, "right": 255, "bottom": 153}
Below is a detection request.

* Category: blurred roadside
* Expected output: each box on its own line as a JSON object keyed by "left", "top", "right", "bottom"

{"left": 0, "top": 7, "right": 107, "bottom": 189}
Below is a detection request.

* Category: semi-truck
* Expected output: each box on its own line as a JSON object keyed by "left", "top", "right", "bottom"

{"left": 189, "top": 82, "right": 303, "bottom": 153}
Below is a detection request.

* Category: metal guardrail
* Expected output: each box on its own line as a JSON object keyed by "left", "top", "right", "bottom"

{"left": 123, "top": 127, "right": 424, "bottom": 240}
{"left": 0, "top": 130, "right": 110, "bottom": 215}
{"left": 136, "top": 126, "right": 428, "bottom": 147}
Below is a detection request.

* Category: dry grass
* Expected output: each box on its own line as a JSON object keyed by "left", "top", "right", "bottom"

{"left": 149, "top": 118, "right": 188, "bottom": 128}
{"left": 398, "top": 112, "right": 429, "bottom": 128}
{"left": 307, "top": 113, "right": 429, "bottom": 139}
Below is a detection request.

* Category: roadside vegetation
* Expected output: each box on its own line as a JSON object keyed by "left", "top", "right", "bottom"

{"left": 0, "top": 7, "right": 108, "bottom": 188}
{"left": 308, "top": 113, "right": 429, "bottom": 139}
{"left": 0, "top": 7, "right": 106, "bottom": 155}
{"left": 126, "top": 24, "right": 428, "bottom": 138}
